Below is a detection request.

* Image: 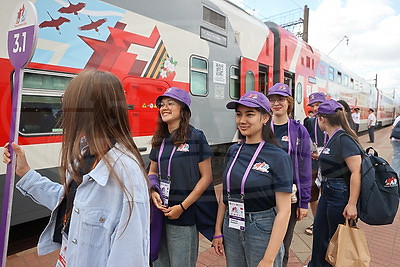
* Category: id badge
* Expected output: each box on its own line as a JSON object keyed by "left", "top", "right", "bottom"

{"left": 228, "top": 199, "right": 245, "bottom": 231}
{"left": 315, "top": 168, "right": 322, "bottom": 188}
{"left": 317, "top": 147, "right": 324, "bottom": 156}
{"left": 160, "top": 179, "right": 171, "bottom": 206}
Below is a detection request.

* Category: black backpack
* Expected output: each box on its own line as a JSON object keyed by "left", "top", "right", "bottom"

{"left": 339, "top": 133, "right": 400, "bottom": 225}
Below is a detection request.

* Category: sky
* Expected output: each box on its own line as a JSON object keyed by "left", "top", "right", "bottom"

{"left": 230, "top": 0, "right": 400, "bottom": 97}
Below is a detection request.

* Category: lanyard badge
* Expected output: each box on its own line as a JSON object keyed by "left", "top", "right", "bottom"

{"left": 158, "top": 139, "right": 177, "bottom": 207}
{"left": 226, "top": 141, "right": 265, "bottom": 231}
{"left": 228, "top": 197, "right": 245, "bottom": 230}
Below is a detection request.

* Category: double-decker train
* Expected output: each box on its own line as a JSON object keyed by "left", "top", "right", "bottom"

{"left": 1, "top": 0, "right": 398, "bottom": 226}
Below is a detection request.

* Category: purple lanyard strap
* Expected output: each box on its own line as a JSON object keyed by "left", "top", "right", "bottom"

{"left": 322, "top": 128, "right": 342, "bottom": 150}
{"left": 314, "top": 118, "right": 328, "bottom": 145}
{"left": 157, "top": 139, "right": 177, "bottom": 179}
{"left": 226, "top": 140, "right": 265, "bottom": 197}
{"left": 270, "top": 120, "right": 291, "bottom": 155}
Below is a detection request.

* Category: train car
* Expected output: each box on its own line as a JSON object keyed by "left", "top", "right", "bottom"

{"left": 0, "top": 0, "right": 398, "bottom": 226}
{"left": 376, "top": 90, "right": 396, "bottom": 127}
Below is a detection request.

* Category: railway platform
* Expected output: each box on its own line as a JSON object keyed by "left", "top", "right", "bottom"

{"left": 5, "top": 126, "right": 400, "bottom": 267}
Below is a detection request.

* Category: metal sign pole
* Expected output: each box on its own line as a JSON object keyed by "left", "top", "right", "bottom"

{"left": 0, "top": 2, "right": 37, "bottom": 266}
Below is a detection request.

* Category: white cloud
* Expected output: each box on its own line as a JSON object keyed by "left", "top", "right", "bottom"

{"left": 309, "top": 0, "right": 400, "bottom": 91}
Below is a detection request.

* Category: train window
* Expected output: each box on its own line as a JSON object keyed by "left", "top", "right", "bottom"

{"left": 306, "top": 57, "right": 310, "bottom": 68}
{"left": 312, "top": 59, "right": 315, "bottom": 70}
{"left": 355, "top": 80, "right": 359, "bottom": 91}
{"left": 20, "top": 71, "right": 72, "bottom": 136}
{"left": 24, "top": 72, "right": 70, "bottom": 90}
{"left": 359, "top": 83, "right": 363, "bottom": 92}
{"left": 229, "top": 66, "right": 240, "bottom": 99}
{"left": 285, "top": 46, "right": 288, "bottom": 61}
{"left": 203, "top": 6, "right": 226, "bottom": 30}
{"left": 301, "top": 57, "right": 304, "bottom": 65}
{"left": 296, "top": 82, "right": 303, "bottom": 104}
{"left": 350, "top": 78, "right": 354, "bottom": 89}
{"left": 328, "top": 66, "right": 334, "bottom": 81}
{"left": 344, "top": 74, "right": 349, "bottom": 87}
{"left": 245, "top": 71, "right": 255, "bottom": 92}
{"left": 190, "top": 56, "right": 208, "bottom": 96}
{"left": 337, "top": 71, "right": 342, "bottom": 84}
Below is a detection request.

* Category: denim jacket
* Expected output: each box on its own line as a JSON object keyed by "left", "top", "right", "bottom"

{"left": 16, "top": 143, "right": 150, "bottom": 267}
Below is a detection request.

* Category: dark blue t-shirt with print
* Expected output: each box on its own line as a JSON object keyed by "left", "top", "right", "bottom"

{"left": 319, "top": 130, "right": 361, "bottom": 183}
{"left": 274, "top": 123, "right": 289, "bottom": 153}
{"left": 149, "top": 127, "right": 213, "bottom": 226}
{"left": 222, "top": 142, "right": 293, "bottom": 212}
{"left": 305, "top": 117, "right": 326, "bottom": 170}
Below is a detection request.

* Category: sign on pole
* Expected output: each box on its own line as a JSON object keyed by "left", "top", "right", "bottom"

{"left": 0, "top": 2, "right": 38, "bottom": 266}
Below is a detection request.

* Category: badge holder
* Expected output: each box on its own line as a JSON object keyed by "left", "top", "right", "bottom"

{"left": 228, "top": 194, "right": 245, "bottom": 231}
{"left": 160, "top": 176, "right": 171, "bottom": 206}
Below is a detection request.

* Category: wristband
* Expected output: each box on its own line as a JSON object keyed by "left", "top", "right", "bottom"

{"left": 179, "top": 203, "right": 186, "bottom": 212}
{"left": 213, "top": 235, "right": 223, "bottom": 239}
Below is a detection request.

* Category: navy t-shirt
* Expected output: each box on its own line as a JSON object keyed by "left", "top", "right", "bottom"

{"left": 149, "top": 127, "right": 213, "bottom": 226}
{"left": 305, "top": 117, "right": 326, "bottom": 170}
{"left": 274, "top": 123, "right": 289, "bottom": 153}
{"left": 319, "top": 130, "right": 361, "bottom": 183}
{"left": 222, "top": 142, "right": 293, "bottom": 212}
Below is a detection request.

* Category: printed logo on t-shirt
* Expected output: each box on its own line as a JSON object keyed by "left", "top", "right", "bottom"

{"left": 384, "top": 177, "right": 398, "bottom": 187}
{"left": 177, "top": 143, "right": 189, "bottom": 152}
{"left": 322, "top": 148, "right": 330, "bottom": 154}
{"left": 252, "top": 162, "right": 270, "bottom": 173}
{"left": 281, "top": 136, "right": 289, "bottom": 142}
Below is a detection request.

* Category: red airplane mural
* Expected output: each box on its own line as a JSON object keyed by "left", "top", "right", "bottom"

{"left": 39, "top": 11, "right": 70, "bottom": 34}
{"left": 79, "top": 16, "right": 107, "bottom": 33}
{"left": 58, "top": 0, "right": 86, "bottom": 20}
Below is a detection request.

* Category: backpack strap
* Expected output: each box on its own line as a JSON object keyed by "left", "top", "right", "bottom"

{"left": 337, "top": 132, "right": 365, "bottom": 157}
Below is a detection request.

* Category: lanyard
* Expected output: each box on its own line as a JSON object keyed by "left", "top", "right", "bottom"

{"left": 157, "top": 139, "right": 177, "bottom": 179}
{"left": 270, "top": 120, "right": 291, "bottom": 155}
{"left": 314, "top": 118, "right": 327, "bottom": 145}
{"left": 226, "top": 140, "right": 265, "bottom": 197}
{"left": 322, "top": 127, "right": 342, "bottom": 151}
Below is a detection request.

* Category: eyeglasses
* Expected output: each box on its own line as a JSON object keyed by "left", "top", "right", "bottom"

{"left": 268, "top": 97, "right": 287, "bottom": 104}
{"left": 157, "top": 101, "right": 176, "bottom": 109}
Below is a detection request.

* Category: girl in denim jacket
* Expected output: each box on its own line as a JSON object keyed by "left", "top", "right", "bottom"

{"left": 3, "top": 70, "right": 150, "bottom": 266}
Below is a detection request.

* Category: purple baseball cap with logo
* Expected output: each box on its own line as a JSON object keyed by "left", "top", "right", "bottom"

{"left": 308, "top": 92, "right": 326, "bottom": 106}
{"left": 267, "top": 83, "right": 291, "bottom": 97}
{"left": 156, "top": 87, "right": 191, "bottom": 108}
{"left": 316, "top": 99, "right": 343, "bottom": 115}
{"left": 226, "top": 91, "right": 271, "bottom": 112}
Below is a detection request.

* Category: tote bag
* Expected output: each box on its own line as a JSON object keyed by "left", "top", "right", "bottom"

{"left": 326, "top": 219, "right": 370, "bottom": 267}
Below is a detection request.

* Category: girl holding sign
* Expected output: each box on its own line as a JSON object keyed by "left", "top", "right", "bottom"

{"left": 212, "top": 91, "right": 293, "bottom": 267}
{"left": 148, "top": 87, "right": 217, "bottom": 266}
{"left": 3, "top": 70, "right": 150, "bottom": 266}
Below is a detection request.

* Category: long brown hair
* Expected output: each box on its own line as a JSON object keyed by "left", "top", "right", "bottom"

{"left": 319, "top": 110, "right": 360, "bottom": 144}
{"left": 151, "top": 99, "right": 191, "bottom": 147}
{"left": 60, "top": 69, "right": 147, "bottom": 195}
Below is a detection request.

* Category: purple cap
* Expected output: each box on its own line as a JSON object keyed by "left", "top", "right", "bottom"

{"left": 316, "top": 100, "right": 343, "bottom": 115}
{"left": 308, "top": 92, "right": 326, "bottom": 106}
{"left": 156, "top": 87, "right": 191, "bottom": 108}
{"left": 267, "top": 83, "right": 291, "bottom": 97}
{"left": 226, "top": 91, "right": 271, "bottom": 112}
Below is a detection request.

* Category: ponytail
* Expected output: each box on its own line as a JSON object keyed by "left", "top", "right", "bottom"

{"left": 320, "top": 110, "right": 360, "bottom": 145}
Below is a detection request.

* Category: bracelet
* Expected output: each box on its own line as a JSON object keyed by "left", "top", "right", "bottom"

{"left": 179, "top": 203, "right": 186, "bottom": 212}
{"left": 213, "top": 235, "right": 223, "bottom": 239}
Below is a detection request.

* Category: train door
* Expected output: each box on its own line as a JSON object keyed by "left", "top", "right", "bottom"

{"left": 259, "top": 65, "right": 269, "bottom": 95}
{"left": 284, "top": 71, "right": 295, "bottom": 117}
{"left": 240, "top": 57, "right": 259, "bottom": 96}
{"left": 122, "top": 77, "right": 170, "bottom": 138}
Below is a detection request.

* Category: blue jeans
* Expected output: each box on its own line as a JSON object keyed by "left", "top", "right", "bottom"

{"left": 391, "top": 139, "right": 400, "bottom": 176}
{"left": 153, "top": 224, "right": 198, "bottom": 267}
{"left": 308, "top": 178, "right": 349, "bottom": 267}
{"left": 223, "top": 209, "right": 284, "bottom": 267}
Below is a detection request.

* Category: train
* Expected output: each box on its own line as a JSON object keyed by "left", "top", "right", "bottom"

{"left": 0, "top": 0, "right": 398, "bottom": 226}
